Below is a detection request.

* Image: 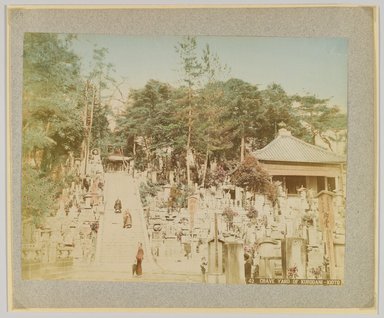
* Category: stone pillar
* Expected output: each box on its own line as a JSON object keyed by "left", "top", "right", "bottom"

{"left": 333, "top": 238, "right": 345, "bottom": 280}
{"left": 225, "top": 241, "right": 245, "bottom": 284}
{"left": 316, "top": 191, "right": 336, "bottom": 279}
{"left": 285, "top": 217, "right": 294, "bottom": 237}
{"left": 207, "top": 239, "right": 225, "bottom": 283}
{"left": 163, "top": 185, "right": 171, "bottom": 202}
{"left": 169, "top": 170, "right": 175, "bottom": 185}
{"left": 188, "top": 195, "right": 199, "bottom": 233}
{"left": 151, "top": 171, "right": 157, "bottom": 183}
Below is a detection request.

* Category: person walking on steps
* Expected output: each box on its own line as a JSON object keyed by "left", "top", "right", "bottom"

{"left": 114, "top": 198, "right": 122, "bottom": 213}
{"left": 123, "top": 209, "right": 132, "bottom": 228}
{"left": 135, "top": 242, "right": 144, "bottom": 276}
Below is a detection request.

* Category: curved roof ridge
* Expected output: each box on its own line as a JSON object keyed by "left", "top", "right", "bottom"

{"left": 287, "top": 134, "right": 346, "bottom": 160}
{"left": 253, "top": 133, "right": 346, "bottom": 163}
{"left": 255, "top": 134, "right": 283, "bottom": 153}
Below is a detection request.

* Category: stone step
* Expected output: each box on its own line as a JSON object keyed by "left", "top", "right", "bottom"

{"left": 97, "top": 173, "right": 149, "bottom": 265}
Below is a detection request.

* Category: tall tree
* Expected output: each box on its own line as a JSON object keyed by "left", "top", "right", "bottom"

{"left": 116, "top": 80, "right": 184, "bottom": 172}
{"left": 175, "top": 36, "right": 204, "bottom": 186}
{"left": 23, "top": 33, "right": 84, "bottom": 172}
{"left": 293, "top": 94, "right": 347, "bottom": 148}
{"left": 194, "top": 46, "right": 230, "bottom": 187}
{"left": 84, "top": 46, "right": 115, "bottom": 160}
{"left": 220, "top": 78, "right": 264, "bottom": 162}
{"left": 256, "top": 83, "right": 306, "bottom": 149}
{"left": 22, "top": 33, "right": 84, "bottom": 225}
{"left": 175, "top": 37, "right": 229, "bottom": 186}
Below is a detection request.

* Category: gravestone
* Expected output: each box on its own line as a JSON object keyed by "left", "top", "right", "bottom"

{"left": 163, "top": 184, "right": 172, "bottom": 201}
{"left": 224, "top": 241, "right": 245, "bottom": 284}
{"left": 207, "top": 213, "right": 225, "bottom": 283}
{"left": 307, "top": 247, "right": 324, "bottom": 278}
{"left": 307, "top": 227, "right": 319, "bottom": 246}
{"left": 258, "top": 239, "right": 280, "bottom": 278}
{"left": 188, "top": 195, "right": 199, "bottom": 233}
{"left": 281, "top": 237, "right": 307, "bottom": 279}
{"left": 163, "top": 237, "right": 180, "bottom": 257}
{"left": 151, "top": 171, "right": 157, "bottom": 183}
{"left": 84, "top": 193, "right": 93, "bottom": 209}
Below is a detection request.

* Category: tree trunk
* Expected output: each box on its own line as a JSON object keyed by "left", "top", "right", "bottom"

{"left": 186, "top": 88, "right": 193, "bottom": 187}
{"left": 200, "top": 146, "right": 209, "bottom": 188}
{"left": 240, "top": 135, "right": 245, "bottom": 162}
{"left": 132, "top": 135, "right": 136, "bottom": 177}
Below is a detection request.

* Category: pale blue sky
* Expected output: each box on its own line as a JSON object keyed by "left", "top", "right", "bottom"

{"left": 71, "top": 34, "right": 348, "bottom": 110}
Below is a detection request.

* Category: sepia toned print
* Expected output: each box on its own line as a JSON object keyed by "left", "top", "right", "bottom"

{"left": 21, "top": 33, "right": 347, "bottom": 285}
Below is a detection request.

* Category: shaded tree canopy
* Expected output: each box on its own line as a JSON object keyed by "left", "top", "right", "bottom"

{"left": 22, "top": 33, "right": 85, "bottom": 224}
{"left": 23, "top": 33, "right": 84, "bottom": 172}
{"left": 231, "top": 156, "right": 277, "bottom": 203}
{"left": 22, "top": 33, "right": 115, "bottom": 225}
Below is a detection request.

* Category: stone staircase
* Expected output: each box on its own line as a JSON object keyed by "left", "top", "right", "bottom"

{"left": 96, "top": 173, "right": 152, "bottom": 269}
{"left": 98, "top": 212, "right": 145, "bottom": 265}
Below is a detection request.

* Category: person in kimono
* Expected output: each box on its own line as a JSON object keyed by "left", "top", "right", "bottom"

{"left": 135, "top": 242, "right": 144, "bottom": 276}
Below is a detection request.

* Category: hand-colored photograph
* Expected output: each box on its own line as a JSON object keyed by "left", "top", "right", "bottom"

{"left": 21, "top": 33, "right": 347, "bottom": 285}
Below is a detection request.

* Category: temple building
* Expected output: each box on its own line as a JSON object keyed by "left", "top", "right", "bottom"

{"left": 253, "top": 128, "right": 346, "bottom": 196}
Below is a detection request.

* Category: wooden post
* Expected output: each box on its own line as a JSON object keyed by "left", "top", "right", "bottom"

{"left": 240, "top": 135, "right": 245, "bottom": 162}
{"left": 317, "top": 191, "right": 336, "bottom": 278}
{"left": 188, "top": 195, "right": 198, "bottom": 258}
{"left": 83, "top": 82, "right": 96, "bottom": 176}
{"left": 214, "top": 213, "right": 218, "bottom": 271}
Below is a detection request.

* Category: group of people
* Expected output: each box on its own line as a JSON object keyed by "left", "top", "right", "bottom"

{"left": 113, "top": 199, "right": 143, "bottom": 277}
{"left": 114, "top": 198, "right": 133, "bottom": 229}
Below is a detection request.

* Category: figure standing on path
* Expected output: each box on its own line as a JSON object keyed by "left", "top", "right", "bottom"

{"left": 114, "top": 197, "right": 122, "bottom": 213}
{"left": 200, "top": 256, "right": 208, "bottom": 283}
{"left": 244, "top": 253, "right": 253, "bottom": 284}
{"left": 136, "top": 242, "right": 144, "bottom": 276}
{"left": 123, "top": 209, "right": 132, "bottom": 228}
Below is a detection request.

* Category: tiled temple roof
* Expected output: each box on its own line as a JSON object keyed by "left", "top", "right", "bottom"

{"left": 253, "top": 129, "right": 346, "bottom": 164}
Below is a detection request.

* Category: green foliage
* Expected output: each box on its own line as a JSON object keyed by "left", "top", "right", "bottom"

{"left": 139, "top": 181, "right": 161, "bottom": 206}
{"left": 205, "top": 166, "right": 228, "bottom": 188}
{"left": 231, "top": 156, "right": 277, "bottom": 203}
{"left": 222, "top": 207, "right": 237, "bottom": 228}
{"left": 116, "top": 80, "right": 187, "bottom": 172}
{"left": 23, "top": 33, "right": 84, "bottom": 171}
{"left": 246, "top": 206, "right": 259, "bottom": 219}
{"left": 175, "top": 36, "right": 204, "bottom": 88}
{"left": 90, "top": 102, "right": 113, "bottom": 157}
{"left": 166, "top": 184, "right": 195, "bottom": 211}
{"left": 194, "top": 82, "right": 234, "bottom": 155}
{"left": 22, "top": 166, "right": 59, "bottom": 226}
{"left": 167, "top": 184, "right": 193, "bottom": 212}
{"left": 293, "top": 94, "right": 347, "bottom": 145}
{"left": 23, "top": 33, "right": 81, "bottom": 99}
{"left": 256, "top": 84, "right": 307, "bottom": 148}
{"left": 22, "top": 33, "right": 116, "bottom": 226}
{"left": 22, "top": 33, "right": 86, "bottom": 225}
{"left": 219, "top": 78, "right": 264, "bottom": 157}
